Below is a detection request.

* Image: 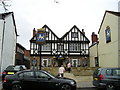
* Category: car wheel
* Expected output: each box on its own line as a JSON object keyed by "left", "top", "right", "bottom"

{"left": 12, "top": 84, "right": 22, "bottom": 90}
{"left": 106, "top": 84, "right": 115, "bottom": 90}
{"left": 61, "top": 84, "right": 71, "bottom": 90}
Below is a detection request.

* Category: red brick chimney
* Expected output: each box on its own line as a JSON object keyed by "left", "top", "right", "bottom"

{"left": 33, "top": 28, "right": 36, "bottom": 36}
{"left": 91, "top": 32, "right": 98, "bottom": 44}
{"left": 24, "top": 50, "right": 30, "bottom": 57}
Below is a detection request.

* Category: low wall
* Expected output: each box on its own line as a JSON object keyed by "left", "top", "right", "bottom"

{"left": 42, "top": 67, "right": 98, "bottom": 76}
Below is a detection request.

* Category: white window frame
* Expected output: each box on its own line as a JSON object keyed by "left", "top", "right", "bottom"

{"left": 42, "top": 59, "right": 49, "bottom": 67}
{"left": 72, "top": 59, "right": 78, "bottom": 67}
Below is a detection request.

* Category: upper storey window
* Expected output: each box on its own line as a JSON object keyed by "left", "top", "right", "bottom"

{"left": 71, "top": 32, "right": 78, "bottom": 38}
{"left": 46, "top": 32, "right": 49, "bottom": 38}
{"left": 42, "top": 43, "right": 51, "bottom": 51}
{"left": 105, "top": 26, "right": 111, "bottom": 43}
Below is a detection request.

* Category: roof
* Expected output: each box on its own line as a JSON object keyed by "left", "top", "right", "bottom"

{"left": 16, "top": 43, "right": 26, "bottom": 50}
{"left": 106, "top": 10, "right": 120, "bottom": 16}
{"left": 98, "top": 10, "right": 120, "bottom": 34}
{"left": 60, "top": 25, "right": 90, "bottom": 42}
{"left": 0, "top": 12, "right": 18, "bottom": 36}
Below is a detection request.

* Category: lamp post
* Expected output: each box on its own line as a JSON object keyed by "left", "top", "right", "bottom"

{"left": 36, "top": 28, "right": 46, "bottom": 70}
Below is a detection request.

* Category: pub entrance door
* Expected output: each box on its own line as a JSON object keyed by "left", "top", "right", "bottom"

{"left": 57, "top": 54, "right": 64, "bottom": 67}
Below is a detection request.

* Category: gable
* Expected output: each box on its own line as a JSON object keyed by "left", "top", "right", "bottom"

{"left": 30, "top": 25, "right": 59, "bottom": 42}
{"left": 98, "top": 10, "right": 120, "bottom": 34}
{"left": 61, "top": 25, "right": 90, "bottom": 42}
{"left": 42, "top": 25, "right": 59, "bottom": 41}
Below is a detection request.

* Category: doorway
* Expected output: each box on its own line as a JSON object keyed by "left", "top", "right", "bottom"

{"left": 42, "top": 59, "right": 48, "bottom": 67}
{"left": 72, "top": 59, "right": 78, "bottom": 67}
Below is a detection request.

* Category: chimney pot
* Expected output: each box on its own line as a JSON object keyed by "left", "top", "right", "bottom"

{"left": 91, "top": 32, "right": 98, "bottom": 44}
{"left": 82, "top": 29, "right": 85, "bottom": 35}
{"left": 33, "top": 28, "right": 36, "bottom": 36}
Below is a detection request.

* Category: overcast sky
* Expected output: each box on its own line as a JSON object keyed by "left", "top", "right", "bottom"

{"left": 1, "top": 0, "right": 119, "bottom": 49}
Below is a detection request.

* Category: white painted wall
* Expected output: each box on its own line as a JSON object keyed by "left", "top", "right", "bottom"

{"left": 98, "top": 12, "right": 118, "bottom": 67}
{"left": 89, "top": 44, "right": 98, "bottom": 67}
{"left": 118, "top": 17, "right": 120, "bottom": 67}
{"left": 0, "top": 20, "right": 4, "bottom": 74}
{"left": 0, "top": 13, "right": 17, "bottom": 75}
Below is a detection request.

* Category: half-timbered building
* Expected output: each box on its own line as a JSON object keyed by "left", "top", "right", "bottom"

{"left": 30, "top": 25, "right": 90, "bottom": 69}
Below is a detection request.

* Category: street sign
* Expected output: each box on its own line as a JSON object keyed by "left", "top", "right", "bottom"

{"left": 36, "top": 28, "right": 46, "bottom": 44}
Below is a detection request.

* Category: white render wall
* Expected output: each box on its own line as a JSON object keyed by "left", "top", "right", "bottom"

{"left": 0, "top": 20, "right": 4, "bottom": 73}
{"left": 98, "top": 13, "right": 118, "bottom": 68}
{"left": 89, "top": 44, "right": 98, "bottom": 67}
{"left": 118, "top": 17, "right": 120, "bottom": 67}
{"left": 0, "top": 13, "right": 17, "bottom": 75}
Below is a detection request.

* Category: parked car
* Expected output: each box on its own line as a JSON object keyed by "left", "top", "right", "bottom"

{"left": 2, "top": 70, "right": 76, "bottom": 90}
{"left": 2, "top": 65, "right": 27, "bottom": 81}
{"left": 93, "top": 68, "right": 120, "bottom": 90}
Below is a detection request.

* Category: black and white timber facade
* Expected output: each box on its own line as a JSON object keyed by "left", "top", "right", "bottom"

{"left": 30, "top": 25, "right": 90, "bottom": 68}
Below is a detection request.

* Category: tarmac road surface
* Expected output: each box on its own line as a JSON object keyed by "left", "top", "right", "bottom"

{"left": 77, "top": 87, "right": 98, "bottom": 90}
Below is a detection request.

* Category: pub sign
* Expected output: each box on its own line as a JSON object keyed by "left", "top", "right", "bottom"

{"left": 36, "top": 28, "right": 46, "bottom": 44}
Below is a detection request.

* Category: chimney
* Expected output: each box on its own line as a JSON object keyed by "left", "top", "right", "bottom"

{"left": 33, "top": 28, "right": 36, "bottom": 36}
{"left": 91, "top": 32, "right": 98, "bottom": 44}
{"left": 82, "top": 29, "right": 85, "bottom": 35}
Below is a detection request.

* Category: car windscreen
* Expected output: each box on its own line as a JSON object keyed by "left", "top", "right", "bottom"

{"left": 14, "top": 65, "right": 26, "bottom": 71}
{"left": 6, "top": 66, "right": 15, "bottom": 70}
{"left": 14, "top": 66, "right": 21, "bottom": 71}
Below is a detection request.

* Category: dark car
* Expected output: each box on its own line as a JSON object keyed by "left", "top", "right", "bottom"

{"left": 2, "top": 65, "right": 27, "bottom": 81}
{"left": 93, "top": 68, "right": 120, "bottom": 90}
{"left": 2, "top": 70, "right": 76, "bottom": 90}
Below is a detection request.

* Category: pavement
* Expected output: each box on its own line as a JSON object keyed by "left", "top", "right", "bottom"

{"left": 64, "top": 72, "right": 95, "bottom": 88}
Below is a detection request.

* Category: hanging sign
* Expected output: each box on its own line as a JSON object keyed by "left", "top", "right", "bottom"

{"left": 36, "top": 28, "right": 46, "bottom": 44}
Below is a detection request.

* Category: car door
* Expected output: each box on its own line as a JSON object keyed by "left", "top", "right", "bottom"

{"left": 35, "top": 71, "right": 55, "bottom": 89}
{"left": 112, "top": 69, "right": 120, "bottom": 86}
{"left": 19, "top": 71, "right": 37, "bottom": 89}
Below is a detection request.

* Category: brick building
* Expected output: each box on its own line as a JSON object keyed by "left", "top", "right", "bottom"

{"left": 15, "top": 43, "right": 30, "bottom": 68}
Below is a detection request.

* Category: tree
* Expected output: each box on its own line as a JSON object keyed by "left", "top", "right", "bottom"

{"left": 0, "top": 0, "right": 11, "bottom": 12}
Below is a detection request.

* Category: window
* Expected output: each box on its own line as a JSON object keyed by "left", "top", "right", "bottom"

{"left": 17, "top": 47, "right": 24, "bottom": 54}
{"left": 113, "top": 69, "right": 120, "bottom": 76}
{"left": 58, "top": 43, "right": 63, "bottom": 51}
{"left": 106, "top": 69, "right": 112, "bottom": 75}
{"left": 105, "top": 26, "right": 111, "bottom": 43}
{"left": 18, "top": 73, "right": 24, "bottom": 78}
{"left": 95, "top": 57, "right": 99, "bottom": 67}
{"left": 71, "top": 32, "right": 78, "bottom": 38}
{"left": 69, "top": 43, "right": 80, "bottom": 51}
{"left": 36, "top": 71, "right": 49, "bottom": 78}
{"left": 0, "top": 15, "right": 2, "bottom": 19}
{"left": 42, "top": 59, "right": 48, "bottom": 67}
{"left": 46, "top": 32, "right": 49, "bottom": 38}
{"left": 42, "top": 43, "right": 51, "bottom": 51}
{"left": 23, "top": 72, "right": 34, "bottom": 78}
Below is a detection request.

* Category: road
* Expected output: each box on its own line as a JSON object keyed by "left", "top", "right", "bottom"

{"left": 0, "top": 83, "right": 98, "bottom": 90}
{"left": 0, "top": 81, "right": 98, "bottom": 90}
{"left": 77, "top": 87, "right": 98, "bottom": 90}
